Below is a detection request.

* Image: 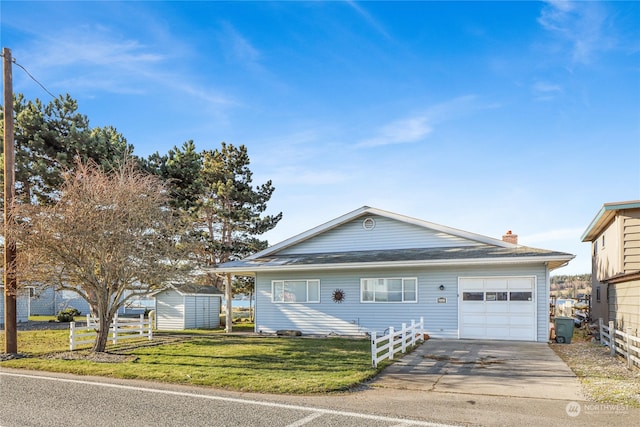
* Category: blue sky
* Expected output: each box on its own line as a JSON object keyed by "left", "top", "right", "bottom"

{"left": 1, "top": 1, "right": 639, "bottom": 275}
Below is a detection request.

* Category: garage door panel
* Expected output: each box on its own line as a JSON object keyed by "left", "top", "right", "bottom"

{"left": 509, "top": 316, "right": 533, "bottom": 326}
{"left": 509, "top": 278, "right": 534, "bottom": 289}
{"left": 485, "top": 278, "right": 509, "bottom": 288}
{"left": 485, "top": 316, "right": 508, "bottom": 325}
{"left": 462, "top": 304, "right": 486, "bottom": 314}
{"left": 462, "top": 326, "right": 486, "bottom": 338}
{"left": 463, "top": 314, "right": 487, "bottom": 323}
{"left": 509, "top": 304, "right": 534, "bottom": 314}
{"left": 486, "top": 327, "right": 510, "bottom": 338}
{"left": 485, "top": 304, "right": 509, "bottom": 314}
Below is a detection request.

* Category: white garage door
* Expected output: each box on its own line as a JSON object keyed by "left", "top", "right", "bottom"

{"left": 459, "top": 277, "right": 536, "bottom": 341}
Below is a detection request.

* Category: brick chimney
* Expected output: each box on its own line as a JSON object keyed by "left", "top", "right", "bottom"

{"left": 502, "top": 230, "right": 518, "bottom": 245}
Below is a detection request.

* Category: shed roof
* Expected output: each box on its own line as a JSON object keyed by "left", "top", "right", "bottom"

{"left": 153, "top": 284, "right": 223, "bottom": 297}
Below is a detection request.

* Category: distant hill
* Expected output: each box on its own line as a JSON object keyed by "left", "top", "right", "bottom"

{"left": 550, "top": 274, "right": 591, "bottom": 298}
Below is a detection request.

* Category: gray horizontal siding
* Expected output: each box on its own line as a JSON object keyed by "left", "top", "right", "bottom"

{"left": 255, "top": 263, "right": 549, "bottom": 342}
{"left": 30, "top": 288, "right": 91, "bottom": 316}
{"left": 0, "top": 288, "right": 29, "bottom": 322}
{"left": 280, "top": 215, "right": 480, "bottom": 255}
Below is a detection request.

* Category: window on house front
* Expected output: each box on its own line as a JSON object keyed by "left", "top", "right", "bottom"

{"left": 361, "top": 278, "right": 417, "bottom": 303}
{"left": 594, "top": 241, "right": 598, "bottom": 255}
{"left": 601, "top": 235, "right": 605, "bottom": 248}
{"left": 596, "top": 286, "right": 601, "bottom": 303}
{"left": 272, "top": 280, "right": 320, "bottom": 303}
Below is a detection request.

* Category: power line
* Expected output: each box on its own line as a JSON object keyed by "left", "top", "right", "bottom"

{"left": 0, "top": 52, "right": 57, "bottom": 100}
{"left": 12, "top": 60, "right": 57, "bottom": 99}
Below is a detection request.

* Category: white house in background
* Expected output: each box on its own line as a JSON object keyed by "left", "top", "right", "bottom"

{"left": 30, "top": 287, "right": 152, "bottom": 317}
{"left": 0, "top": 287, "right": 30, "bottom": 323}
{"left": 30, "top": 287, "right": 91, "bottom": 316}
{"left": 214, "top": 206, "right": 574, "bottom": 342}
{"left": 153, "top": 284, "right": 223, "bottom": 330}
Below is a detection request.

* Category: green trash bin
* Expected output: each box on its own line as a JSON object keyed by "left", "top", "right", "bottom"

{"left": 554, "top": 317, "right": 574, "bottom": 344}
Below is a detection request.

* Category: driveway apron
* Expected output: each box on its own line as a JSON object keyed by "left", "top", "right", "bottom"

{"left": 373, "top": 339, "right": 585, "bottom": 401}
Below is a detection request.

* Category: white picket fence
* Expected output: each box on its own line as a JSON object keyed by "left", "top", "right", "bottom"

{"left": 69, "top": 314, "right": 153, "bottom": 350}
{"left": 371, "top": 317, "right": 424, "bottom": 368}
{"left": 599, "top": 318, "right": 640, "bottom": 370}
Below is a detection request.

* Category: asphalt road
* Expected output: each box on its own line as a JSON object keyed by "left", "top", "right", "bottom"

{"left": 1, "top": 367, "right": 638, "bottom": 427}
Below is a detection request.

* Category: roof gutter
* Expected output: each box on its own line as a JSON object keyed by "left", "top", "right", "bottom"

{"left": 211, "top": 255, "right": 575, "bottom": 275}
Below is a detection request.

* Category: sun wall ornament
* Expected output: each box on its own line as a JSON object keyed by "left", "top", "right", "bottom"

{"left": 332, "top": 289, "right": 345, "bottom": 303}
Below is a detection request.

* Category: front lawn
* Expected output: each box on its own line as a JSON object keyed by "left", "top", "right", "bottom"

{"left": 0, "top": 329, "right": 381, "bottom": 394}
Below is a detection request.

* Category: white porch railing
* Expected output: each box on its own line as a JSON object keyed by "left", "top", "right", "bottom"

{"left": 69, "top": 314, "right": 153, "bottom": 350}
{"left": 371, "top": 317, "right": 424, "bottom": 368}
{"left": 599, "top": 318, "right": 640, "bottom": 370}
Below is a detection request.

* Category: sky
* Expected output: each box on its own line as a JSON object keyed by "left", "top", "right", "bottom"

{"left": 1, "top": 1, "right": 639, "bottom": 276}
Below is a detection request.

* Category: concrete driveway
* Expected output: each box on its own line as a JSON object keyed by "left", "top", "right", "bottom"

{"left": 373, "top": 339, "right": 585, "bottom": 401}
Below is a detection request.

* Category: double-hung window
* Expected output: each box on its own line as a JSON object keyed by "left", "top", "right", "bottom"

{"left": 361, "top": 278, "right": 417, "bottom": 303}
{"left": 272, "top": 280, "right": 320, "bottom": 303}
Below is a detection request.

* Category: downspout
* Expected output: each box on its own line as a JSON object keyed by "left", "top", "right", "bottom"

{"left": 544, "top": 262, "right": 550, "bottom": 343}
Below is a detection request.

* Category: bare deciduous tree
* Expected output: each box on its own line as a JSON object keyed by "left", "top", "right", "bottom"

{"left": 14, "top": 159, "right": 185, "bottom": 352}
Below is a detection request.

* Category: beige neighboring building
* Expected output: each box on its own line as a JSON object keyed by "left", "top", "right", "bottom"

{"left": 582, "top": 200, "right": 640, "bottom": 335}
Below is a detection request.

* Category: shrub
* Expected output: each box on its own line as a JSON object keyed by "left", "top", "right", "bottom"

{"left": 56, "top": 308, "right": 81, "bottom": 322}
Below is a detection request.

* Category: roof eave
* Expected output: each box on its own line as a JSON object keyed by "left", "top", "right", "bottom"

{"left": 581, "top": 200, "right": 640, "bottom": 242}
{"left": 213, "top": 255, "right": 574, "bottom": 275}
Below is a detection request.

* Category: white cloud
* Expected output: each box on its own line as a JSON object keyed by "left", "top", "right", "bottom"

{"left": 220, "top": 21, "right": 261, "bottom": 65}
{"left": 532, "top": 81, "right": 563, "bottom": 101}
{"left": 538, "top": 1, "right": 613, "bottom": 64}
{"left": 357, "top": 95, "right": 483, "bottom": 148}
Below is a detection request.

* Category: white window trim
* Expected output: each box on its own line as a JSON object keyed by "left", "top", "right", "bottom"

{"left": 360, "top": 277, "right": 418, "bottom": 303}
{"left": 272, "top": 279, "right": 320, "bottom": 303}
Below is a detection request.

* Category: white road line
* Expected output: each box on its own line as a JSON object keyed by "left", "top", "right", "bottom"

{"left": 286, "top": 412, "right": 323, "bottom": 426}
{"left": 1, "top": 370, "right": 459, "bottom": 427}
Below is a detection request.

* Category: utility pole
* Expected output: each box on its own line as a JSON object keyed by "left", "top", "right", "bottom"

{"left": 3, "top": 47, "right": 17, "bottom": 354}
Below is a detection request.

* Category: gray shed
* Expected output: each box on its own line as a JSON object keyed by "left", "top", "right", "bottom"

{"left": 153, "top": 284, "right": 222, "bottom": 330}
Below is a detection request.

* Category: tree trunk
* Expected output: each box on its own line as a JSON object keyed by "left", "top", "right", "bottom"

{"left": 93, "top": 313, "right": 110, "bottom": 352}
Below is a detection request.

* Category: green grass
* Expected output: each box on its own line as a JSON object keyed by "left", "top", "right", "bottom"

{"left": 1, "top": 328, "right": 382, "bottom": 394}
{"left": 29, "top": 315, "right": 58, "bottom": 322}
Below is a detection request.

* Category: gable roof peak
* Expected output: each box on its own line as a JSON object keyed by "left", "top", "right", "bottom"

{"left": 247, "top": 206, "right": 517, "bottom": 260}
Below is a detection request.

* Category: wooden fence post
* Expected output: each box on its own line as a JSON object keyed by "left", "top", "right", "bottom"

{"left": 626, "top": 327, "right": 633, "bottom": 370}
{"left": 371, "top": 332, "right": 377, "bottom": 368}
{"left": 69, "top": 322, "right": 76, "bottom": 351}
{"left": 609, "top": 321, "right": 616, "bottom": 356}
{"left": 599, "top": 318, "right": 605, "bottom": 345}
{"left": 139, "top": 314, "right": 144, "bottom": 336}
{"left": 112, "top": 315, "right": 118, "bottom": 344}
{"left": 410, "top": 319, "right": 416, "bottom": 346}
{"left": 388, "top": 327, "right": 395, "bottom": 360}
{"left": 401, "top": 323, "right": 407, "bottom": 353}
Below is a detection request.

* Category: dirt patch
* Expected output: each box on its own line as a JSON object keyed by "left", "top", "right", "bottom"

{"left": 551, "top": 336, "right": 640, "bottom": 408}
{"left": 44, "top": 351, "right": 138, "bottom": 363}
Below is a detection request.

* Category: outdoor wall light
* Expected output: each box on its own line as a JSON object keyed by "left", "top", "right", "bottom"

{"left": 439, "top": 285, "right": 445, "bottom": 291}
